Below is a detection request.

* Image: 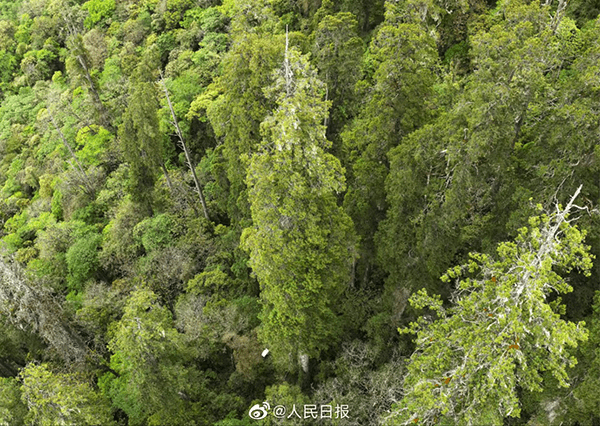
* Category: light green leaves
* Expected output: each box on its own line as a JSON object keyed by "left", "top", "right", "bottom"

{"left": 103, "top": 288, "right": 189, "bottom": 425}
{"left": 20, "top": 363, "right": 114, "bottom": 426}
{"left": 388, "top": 188, "right": 593, "bottom": 425}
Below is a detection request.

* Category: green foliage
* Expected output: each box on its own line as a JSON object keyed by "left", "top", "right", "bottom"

{"left": 242, "top": 44, "right": 356, "bottom": 369}
{"left": 187, "top": 267, "right": 230, "bottom": 295}
{"left": 561, "top": 291, "right": 600, "bottom": 423}
{"left": 205, "top": 30, "right": 283, "bottom": 223}
{"left": 342, "top": 4, "right": 438, "bottom": 285}
{"left": 387, "top": 200, "right": 593, "bottom": 425}
{"left": 214, "top": 417, "right": 255, "bottom": 426}
{"left": 118, "top": 46, "right": 166, "bottom": 210}
{"left": 103, "top": 288, "right": 187, "bottom": 425}
{"left": 154, "top": 0, "right": 196, "bottom": 31}
{"left": 3, "top": 210, "right": 55, "bottom": 254}
{"left": 1, "top": 0, "right": 600, "bottom": 424}
{"left": 83, "top": 0, "right": 116, "bottom": 28}
{"left": 133, "top": 213, "right": 176, "bottom": 253}
{"left": 0, "top": 377, "right": 27, "bottom": 426}
{"left": 262, "top": 383, "right": 310, "bottom": 426}
{"left": 75, "top": 281, "right": 123, "bottom": 348}
{"left": 100, "top": 197, "right": 144, "bottom": 275}
{"left": 103, "top": 287, "right": 233, "bottom": 425}
{"left": 312, "top": 12, "right": 364, "bottom": 135}
{"left": 65, "top": 232, "right": 102, "bottom": 292}
{"left": 75, "top": 125, "right": 112, "bottom": 166}
{"left": 29, "top": 219, "right": 91, "bottom": 290}
{"left": 21, "top": 46, "right": 59, "bottom": 84}
{"left": 20, "top": 363, "right": 115, "bottom": 426}
{"left": 0, "top": 48, "right": 18, "bottom": 88}
{"left": 377, "top": 0, "right": 598, "bottom": 302}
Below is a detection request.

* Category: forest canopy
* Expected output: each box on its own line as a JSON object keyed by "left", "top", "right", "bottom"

{"left": 0, "top": 0, "right": 600, "bottom": 425}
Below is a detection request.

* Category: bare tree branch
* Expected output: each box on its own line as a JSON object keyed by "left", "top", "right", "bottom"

{"left": 158, "top": 71, "right": 210, "bottom": 220}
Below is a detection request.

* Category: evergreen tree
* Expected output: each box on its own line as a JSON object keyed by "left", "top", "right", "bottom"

{"left": 20, "top": 363, "right": 114, "bottom": 426}
{"left": 118, "top": 45, "right": 169, "bottom": 213}
{"left": 342, "top": 0, "right": 438, "bottom": 287}
{"left": 386, "top": 188, "right": 593, "bottom": 425}
{"left": 206, "top": 31, "right": 283, "bottom": 224}
{"left": 312, "top": 11, "right": 364, "bottom": 139}
{"left": 241, "top": 36, "right": 356, "bottom": 373}
{"left": 202, "top": 0, "right": 284, "bottom": 225}
{"left": 102, "top": 288, "right": 197, "bottom": 425}
{"left": 376, "top": 0, "right": 593, "bottom": 298}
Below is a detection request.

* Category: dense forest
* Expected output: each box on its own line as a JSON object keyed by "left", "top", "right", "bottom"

{"left": 1, "top": 0, "right": 600, "bottom": 424}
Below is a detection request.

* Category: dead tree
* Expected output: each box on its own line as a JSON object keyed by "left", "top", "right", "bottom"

{"left": 159, "top": 72, "right": 210, "bottom": 220}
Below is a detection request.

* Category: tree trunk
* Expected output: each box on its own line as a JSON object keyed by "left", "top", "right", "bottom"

{"left": 160, "top": 162, "right": 174, "bottom": 192}
{"left": 159, "top": 73, "right": 210, "bottom": 220}
{"left": 0, "top": 254, "right": 87, "bottom": 364}
{"left": 298, "top": 352, "right": 309, "bottom": 374}
{"left": 47, "top": 107, "right": 95, "bottom": 196}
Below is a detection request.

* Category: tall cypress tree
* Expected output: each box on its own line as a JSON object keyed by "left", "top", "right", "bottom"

{"left": 342, "top": 0, "right": 439, "bottom": 287}
{"left": 119, "top": 45, "right": 168, "bottom": 213}
{"left": 242, "top": 36, "right": 356, "bottom": 373}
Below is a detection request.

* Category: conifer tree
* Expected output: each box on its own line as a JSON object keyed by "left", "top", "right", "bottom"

{"left": 119, "top": 45, "right": 170, "bottom": 212}
{"left": 386, "top": 187, "right": 593, "bottom": 425}
{"left": 205, "top": 0, "right": 283, "bottom": 224}
{"left": 342, "top": 0, "right": 438, "bottom": 286}
{"left": 242, "top": 35, "right": 356, "bottom": 373}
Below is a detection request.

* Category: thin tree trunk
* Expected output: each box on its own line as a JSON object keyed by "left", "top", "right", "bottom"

{"left": 159, "top": 72, "right": 210, "bottom": 220}
{"left": 160, "top": 162, "right": 174, "bottom": 192}
{"left": 284, "top": 26, "right": 292, "bottom": 97}
{"left": 0, "top": 254, "right": 88, "bottom": 363}
{"left": 551, "top": 0, "right": 567, "bottom": 33}
{"left": 323, "top": 73, "right": 329, "bottom": 128}
{"left": 72, "top": 39, "right": 115, "bottom": 133}
{"left": 47, "top": 107, "right": 95, "bottom": 195}
{"left": 298, "top": 352, "right": 309, "bottom": 374}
